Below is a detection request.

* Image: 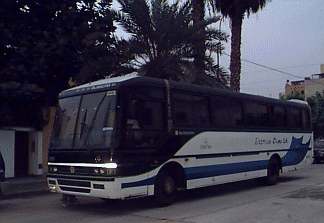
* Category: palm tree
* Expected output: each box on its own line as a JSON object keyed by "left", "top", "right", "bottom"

{"left": 192, "top": 0, "right": 205, "bottom": 76}
{"left": 192, "top": 0, "right": 270, "bottom": 92}
{"left": 115, "top": 0, "right": 228, "bottom": 86}
{"left": 213, "top": 0, "right": 270, "bottom": 92}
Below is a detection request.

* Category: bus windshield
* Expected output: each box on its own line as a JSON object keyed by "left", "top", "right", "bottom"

{"left": 51, "top": 91, "right": 116, "bottom": 150}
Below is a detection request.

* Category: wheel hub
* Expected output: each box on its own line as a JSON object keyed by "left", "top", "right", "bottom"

{"left": 164, "top": 176, "right": 175, "bottom": 194}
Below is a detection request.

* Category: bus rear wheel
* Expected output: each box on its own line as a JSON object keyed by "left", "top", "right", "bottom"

{"left": 266, "top": 159, "right": 280, "bottom": 185}
{"left": 154, "top": 172, "right": 177, "bottom": 206}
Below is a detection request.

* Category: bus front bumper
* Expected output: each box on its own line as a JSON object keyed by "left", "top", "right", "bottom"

{"left": 47, "top": 175, "right": 122, "bottom": 199}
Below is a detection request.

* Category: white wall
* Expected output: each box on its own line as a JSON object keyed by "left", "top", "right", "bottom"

{"left": 0, "top": 130, "right": 15, "bottom": 178}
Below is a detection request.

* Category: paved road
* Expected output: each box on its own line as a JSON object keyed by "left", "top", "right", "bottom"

{"left": 2, "top": 165, "right": 324, "bottom": 223}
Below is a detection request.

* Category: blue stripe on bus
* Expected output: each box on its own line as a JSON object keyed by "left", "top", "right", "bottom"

{"left": 121, "top": 160, "right": 268, "bottom": 189}
{"left": 282, "top": 136, "right": 310, "bottom": 166}
{"left": 184, "top": 160, "right": 268, "bottom": 180}
{"left": 121, "top": 137, "right": 311, "bottom": 189}
{"left": 121, "top": 176, "right": 155, "bottom": 189}
{"left": 120, "top": 160, "right": 268, "bottom": 189}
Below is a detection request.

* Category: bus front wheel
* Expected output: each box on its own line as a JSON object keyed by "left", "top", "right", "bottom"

{"left": 266, "top": 158, "right": 280, "bottom": 185}
{"left": 154, "top": 171, "right": 177, "bottom": 206}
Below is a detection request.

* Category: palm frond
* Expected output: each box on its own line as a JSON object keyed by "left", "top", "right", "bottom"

{"left": 213, "top": 0, "right": 270, "bottom": 17}
{"left": 116, "top": 0, "right": 154, "bottom": 39}
{"left": 116, "top": 0, "right": 228, "bottom": 87}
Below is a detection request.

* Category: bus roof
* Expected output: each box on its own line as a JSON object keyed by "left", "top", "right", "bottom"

{"left": 59, "top": 73, "right": 140, "bottom": 97}
{"left": 59, "top": 75, "right": 309, "bottom": 109}
{"left": 167, "top": 79, "right": 309, "bottom": 109}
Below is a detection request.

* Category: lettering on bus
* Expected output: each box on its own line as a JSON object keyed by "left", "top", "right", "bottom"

{"left": 254, "top": 137, "right": 288, "bottom": 145}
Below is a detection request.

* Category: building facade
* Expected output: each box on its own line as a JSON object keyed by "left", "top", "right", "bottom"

{"left": 284, "top": 80, "right": 305, "bottom": 98}
{"left": 304, "top": 73, "right": 324, "bottom": 99}
{"left": 282, "top": 65, "right": 324, "bottom": 100}
{"left": 0, "top": 105, "right": 56, "bottom": 179}
{"left": 0, "top": 128, "right": 43, "bottom": 178}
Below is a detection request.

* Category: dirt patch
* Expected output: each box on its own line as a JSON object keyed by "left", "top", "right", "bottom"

{"left": 285, "top": 186, "right": 324, "bottom": 200}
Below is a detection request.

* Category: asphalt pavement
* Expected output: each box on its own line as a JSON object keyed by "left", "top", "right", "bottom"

{"left": 1, "top": 164, "right": 324, "bottom": 223}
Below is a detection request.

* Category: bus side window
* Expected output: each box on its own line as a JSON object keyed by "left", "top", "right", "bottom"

{"left": 243, "top": 101, "right": 269, "bottom": 129}
{"left": 193, "top": 97, "right": 210, "bottom": 126}
{"left": 127, "top": 99, "right": 164, "bottom": 130}
{"left": 287, "top": 107, "right": 302, "bottom": 129}
{"left": 124, "top": 87, "right": 166, "bottom": 148}
{"left": 173, "top": 99, "right": 191, "bottom": 127}
{"left": 211, "top": 97, "right": 243, "bottom": 129}
{"left": 126, "top": 87, "right": 165, "bottom": 130}
{"left": 140, "top": 101, "right": 164, "bottom": 130}
{"left": 302, "top": 109, "right": 311, "bottom": 130}
{"left": 272, "top": 106, "right": 286, "bottom": 129}
{"left": 173, "top": 93, "right": 210, "bottom": 128}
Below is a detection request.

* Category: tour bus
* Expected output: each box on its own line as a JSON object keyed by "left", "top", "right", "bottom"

{"left": 47, "top": 74, "right": 313, "bottom": 205}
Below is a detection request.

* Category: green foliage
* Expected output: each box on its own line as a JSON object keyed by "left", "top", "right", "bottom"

{"left": 0, "top": 0, "right": 117, "bottom": 104}
{"left": 0, "top": 0, "right": 117, "bottom": 128}
{"left": 307, "top": 91, "right": 324, "bottom": 138}
{"left": 280, "top": 92, "right": 305, "bottom": 101}
{"left": 115, "top": 0, "right": 228, "bottom": 87}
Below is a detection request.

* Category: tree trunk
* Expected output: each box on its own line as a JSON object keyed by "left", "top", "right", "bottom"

{"left": 192, "top": 0, "right": 206, "bottom": 83}
{"left": 229, "top": 14, "right": 243, "bottom": 92}
{"left": 42, "top": 106, "right": 57, "bottom": 173}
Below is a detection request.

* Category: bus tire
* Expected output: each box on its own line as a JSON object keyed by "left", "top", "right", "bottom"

{"left": 266, "top": 158, "right": 280, "bottom": 185}
{"left": 154, "top": 171, "right": 177, "bottom": 206}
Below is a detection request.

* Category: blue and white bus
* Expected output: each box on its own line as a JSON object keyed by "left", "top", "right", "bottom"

{"left": 47, "top": 74, "right": 313, "bottom": 205}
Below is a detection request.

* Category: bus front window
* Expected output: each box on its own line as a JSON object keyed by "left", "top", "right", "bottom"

{"left": 51, "top": 91, "right": 117, "bottom": 150}
{"left": 51, "top": 96, "right": 81, "bottom": 149}
{"left": 75, "top": 92, "right": 116, "bottom": 149}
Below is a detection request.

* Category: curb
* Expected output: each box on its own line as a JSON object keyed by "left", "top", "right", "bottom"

{"left": 0, "top": 190, "right": 51, "bottom": 200}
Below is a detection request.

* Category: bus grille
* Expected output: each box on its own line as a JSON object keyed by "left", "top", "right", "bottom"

{"left": 59, "top": 186, "right": 91, "bottom": 193}
{"left": 57, "top": 179, "right": 91, "bottom": 188}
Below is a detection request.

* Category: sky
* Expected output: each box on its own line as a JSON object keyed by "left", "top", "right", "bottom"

{"left": 112, "top": 0, "right": 324, "bottom": 98}
{"left": 234, "top": 0, "right": 324, "bottom": 98}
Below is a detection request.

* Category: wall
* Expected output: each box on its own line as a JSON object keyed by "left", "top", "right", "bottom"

{"left": 0, "top": 130, "right": 15, "bottom": 178}
{"left": 285, "top": 82, "right": 305, "bottom": 98}
{"left": 305, "top": 78, "right": 324, "bottom": 99}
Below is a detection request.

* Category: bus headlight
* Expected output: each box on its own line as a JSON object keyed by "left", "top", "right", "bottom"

{"left": 49, "top": 167, "right": 58, "bottom": 173}
{"left": 102, "top": 163, "right": 117, "bottom": 169}
{"left": 93, "top": 165, "right": 117, "bottom": 176}
{"left": 107, "top": 168, "right": 116, "bottom": 175}
{"left": 49, "top": 185, "right": 59, "bottom": 193}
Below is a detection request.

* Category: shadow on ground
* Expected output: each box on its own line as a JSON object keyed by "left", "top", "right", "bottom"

{"left": 61, "top": 175, "right": 306, "bottom": 216}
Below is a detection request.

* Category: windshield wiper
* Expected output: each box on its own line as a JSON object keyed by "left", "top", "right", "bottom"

{"left": 79, "top": 109, "right": 88, "bottom": 139}
{"left": 82, "top": 94, "right": 106, "bottom": 148}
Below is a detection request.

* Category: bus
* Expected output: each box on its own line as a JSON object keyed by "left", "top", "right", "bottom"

{"left": 47, "top": 74, "right": 313, "bottom": 206}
